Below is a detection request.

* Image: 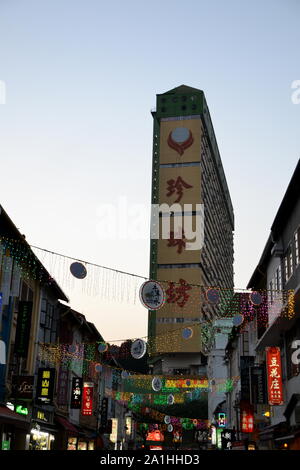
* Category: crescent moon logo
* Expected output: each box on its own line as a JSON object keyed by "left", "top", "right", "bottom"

{"left": 167, "top": 127, "right": 194, "bottom": 155}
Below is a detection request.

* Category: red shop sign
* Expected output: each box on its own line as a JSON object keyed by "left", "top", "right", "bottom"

{"left": 81, "top": 382, "right": 94, "bottom": 416}
{"left": 266, "top": 347, "right": 284, "bottom": 406}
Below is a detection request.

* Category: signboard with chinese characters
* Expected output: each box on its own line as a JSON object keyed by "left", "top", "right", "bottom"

{"left": 71, "top": 377, "right": 82, "bottom": 409}
{"left": 57, "top": 364, "right": 69, "bottom": 406}
{"left": 240, "top": 404, "right": 254, "bottom": 433}
{"left": 110, "top": 418, "right": 118, "bottom": 443}
{"left": 35, "top": 368, "right": 56, "bottom": 405}
{"left": 14, "top": 301, "right": 33, "bottom": 358}
{"left": 221, "top": 429, "right": 235, "bottom": 450}
{"left": 240, "top": 356, "right": 254, "bottom": 402}
{"left": 81, "top": 382, "right": 94, "bottom": 416}
{"left": 99, "top": 397, "right": 108, "bottom": 429}
{"left": 266, "top": 347, "right": 284, "bottom": 405}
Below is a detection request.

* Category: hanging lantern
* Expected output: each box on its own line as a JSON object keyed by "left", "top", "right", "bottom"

{"left": 131, "top": 339, "right": 147, "bottom": 359}
{"left": 139, "top": 280, "right": 165, "bottom": 310}
{"left": 70, "top": 262, "right": 87, "bottom": 279}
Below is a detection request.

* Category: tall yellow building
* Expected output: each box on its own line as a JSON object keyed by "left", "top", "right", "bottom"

{"left": 148, "top": 85, "right": 234, "bottom": 376}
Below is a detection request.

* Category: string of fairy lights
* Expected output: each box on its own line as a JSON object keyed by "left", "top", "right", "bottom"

{"left": 1, "top": 235, "right": 295, "bottom": 427}
{"left": 0, "top": 235, "right": 296, "bottom": 352}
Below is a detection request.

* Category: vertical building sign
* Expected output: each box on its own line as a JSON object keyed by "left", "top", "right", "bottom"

{"left": 57, "top": 364, "right": 69, "bottom": 406}
{"left": 36, "top": 368, "right": 56, "bottom": 405}
{"left": 250, "top": 366, "right": 267, "bottom": 404}
{"left": 240, "top": 403, "right": 254, "bottom": 433}
{"left": 14, "top": 301, "right": 33, "bottom": 358}
{"left": 99, "top": 397, "right": 108, "bottom": 430}
{"left": 70, "top": 377, "right": 82, "bottom": 409}
{"left": 266, "top": 347, "right": 284, "bottom": 405}
{"left": 81, "top": 382, "right": 94, "bottom": 416}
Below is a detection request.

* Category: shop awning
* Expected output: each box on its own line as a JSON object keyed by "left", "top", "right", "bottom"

{"left": 0, "top": 405, "right": 30, "bottom": 430}
{"left": 55, "top": 416, "right": 79, "bottom": 435}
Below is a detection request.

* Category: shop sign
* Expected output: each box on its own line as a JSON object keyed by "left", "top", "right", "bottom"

{"left": 36, "top": 368, "right": 56, "bottom": 405}
{"left": 110, "top": 418, "right": 118, "bottom": 443}
{"left": 57, "top": 364, "right": 69, "bottom": 406}
{"left": 15, "top": 405, "right": 29, "bottom": 415}
{"left": 217, "top": 412, "right": 226, "bottom": 427}
{"left": 240, "top": 356, "right": 254, "bottom": 402}
{"left": 1, "top": 440, "right": 10, "bottom": 450}
{"left": 240, "top": 404, "right": 254, "bottom": 433}
{"left": 14, "top": 301, "right": 33, "bottom": 358}
{"left": 266, "top": 347, "right": 284, "bottom": 405}
{"left": 99, "top": 397, "right": 108, "bottom": 430}
{"left": 12, "top": 375, "right": 34, "bottom": 400}
{"left": 250, "top": 366, "right": 267, "bottom": 404}
{"left": 70, "top": 377, "right": 82, "bottom": 409}
{"left": 81, "top": 382, "right": 94, "bottom": 416}
{"left": 221, "top": 429, "right": 235, "bottom": 450}
{"left": 33, "top": 408, "right": 50, "bottom": 423}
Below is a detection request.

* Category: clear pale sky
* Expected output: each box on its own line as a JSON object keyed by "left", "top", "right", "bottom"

{"left": 0, "top": 0, "right": 299, "bottom": 342}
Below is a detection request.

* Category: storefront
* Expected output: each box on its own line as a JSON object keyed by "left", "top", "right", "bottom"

{"left": 0, "top": 404, "right": 31, "bottom": 450}
{"left": 55, "top": 415, "right": 80, "bottom": 450}
{"left": 29, "top": 408, "right": 58, "bottom": 450}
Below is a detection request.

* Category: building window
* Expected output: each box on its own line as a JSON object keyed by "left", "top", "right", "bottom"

{"left": 295, "top": 229, "right": 300, "bottom": 266}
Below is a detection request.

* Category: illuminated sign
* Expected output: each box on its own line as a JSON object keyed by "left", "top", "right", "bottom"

{"left": 71, "top": 377, "right": 82, "bottom": 409}
{"left": 15, "top": 405, "right": 28, "bottom": 416}
{"left": 266, "top": 347, "right": 284, "bottom": 405}
{"left": 36, "top": 368, "right": 56, "bottom": 405}
{"left": 110, "top": 418, "right": 118, "bottom": 443}
{"left": 241, "top": 407, "right": 254, "bottom": 433}
{"left": 217, "top": 412, "right": 226, "bottom": 427}
{"left": 12, "top": 375, "right": 34, "bottom": 400}
{"left": 81, "top": 382, "right": 94, "bottom": 416}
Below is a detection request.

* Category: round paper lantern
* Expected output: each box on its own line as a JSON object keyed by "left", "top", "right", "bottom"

{"left": 95, "top": 363, "right": 102, "bottom": 373}
{"left": 250, "top": 291, "right": 263, "bottom": 306}
{"left": 206, "top": 288, "right": 220, "bottom": 305}
{"left": 152, "top": 377, "right": 162, "bottom": 392}
{"left": 139, "top": 281, "right": 165, "bottom": 310}
{"left": 70, "top": 262, "right": 87, "bottom": 279}
{"left": 232, "top": 314, "right": 244, "bottom": 327}
{"left": 182, "top": 327, "right": 193, "bottom": 339}
{"left": 98, "top": 342, "right": 108, "bottom": 353}
{"left": 131, "top": 339, "right": 147, "bottom": 359}
{"left": 164, "top": 415, "right": 171, "bottom": 425}
{"left": 167, "top": 394, "right": 174, "bottom": 405}
{"left": 168, "top": 424, "right": 174, "bottom": 432}
{"left": 121, "top": 370, "right": 129, "bottom": 379}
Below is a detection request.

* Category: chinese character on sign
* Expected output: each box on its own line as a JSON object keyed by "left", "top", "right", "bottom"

{"left": 166, "top": 279, "right": 192, "bottom": 308}
{"left": 266, "top": 347, "right": 283, "bottom": 405}
{"left": 167, "top": 228, "right": 186, "bottom": 254}
{"left": 166, "top": 177, "right": 193, "bottom": 203}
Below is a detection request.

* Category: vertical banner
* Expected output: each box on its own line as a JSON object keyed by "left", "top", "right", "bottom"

{"left": 99, "top": 397, "right": 108, "bottom": 429}
{"left": 36, "top": 368, "right": 56, "bottom": 405}
{"left": 240, "top": 403, "right": 254, "bottom": 433}
{"left": 81, "top": 382, "right": 94, "bottom": 416}
{"left": 14, "top": 301, "right": 33, "bottom": 358}
{"left": 57, "top": 364, "right": 69, "bottom": 406}
{"left": 266, "top": 347, "right": 284, "bottom": 405}
{"left": 70, "top": 377, "right": 83, "bottom": 409}
{"left": 240, "top": 356, "right": 254, "bottom": 402}
{"left": 250, "top": 365, "right": 267, "bottom": 404}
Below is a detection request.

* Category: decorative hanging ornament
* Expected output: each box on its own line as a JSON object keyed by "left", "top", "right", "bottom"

{"left": 182, "top": 327, "right": 193, "bottom": 340}
{"left": 121, "top": 370, "right": 129, "bottom": 379}
{"left": 206, "top": 288, "right": 220, "bottom": 305}
{"left": 95, "top": 363, "right": 102, "bottom": 373}
{"left": 250, "top": 291, "right": 263, "bottom": 306}
{"left": 98, "top": 342, "right": 108, "bottom": 353}
{"left": 164, "top": 415, "right": 171, "bottom": 425}
{"left": 168, "top": 424, "right": 174, "bottom": 432}
{"left": 232, "top": 314, "right": 244, "bottom": 327}
{"left": 131, "top": 339, "right": 147, "bottom": 359}
{"left": 152, "top": 377, "right": 162, "bottom": 392}
{"left": 139, "top": 280, "right": 165, "bottom": 310}
{"left": 70, "top": 262, "right": 87, "bottom": 279}
{"left": 167, "top": 394, "right": 175, "bottom": 405}
{"left": 185, "top": 379, "right": 191, "bottom": 387}
{"left": 69, "top": 345, "right": 77, "bottom": 353}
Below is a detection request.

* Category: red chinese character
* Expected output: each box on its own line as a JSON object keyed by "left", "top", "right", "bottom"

{"left": 166, "top": 279, "right": 192, "bottom": 308}
{"left": 167, "top": 228, "right": 186, "bottom": 254}
{"left": 166, "top": 177, "right": 193, "bottom": 203}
